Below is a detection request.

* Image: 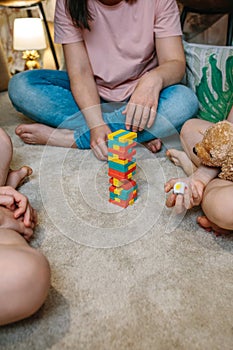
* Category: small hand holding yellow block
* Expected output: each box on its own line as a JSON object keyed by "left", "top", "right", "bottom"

{"left": 173, "top": 181, "right": 186, "bottom": 195}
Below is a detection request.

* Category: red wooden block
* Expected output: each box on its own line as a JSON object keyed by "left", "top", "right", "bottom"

{"left": 108, "top": 166, "right": 136, "bottom": 180}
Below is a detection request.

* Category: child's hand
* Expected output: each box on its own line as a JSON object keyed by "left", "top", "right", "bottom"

{"left": 0, "top": 194, "right": 17, "bottom": 211}
{"left": 0, "top": 206, "right": 37, "bottom": 241}
{"left": 164, "top": 177, "right": 205, "bottom": 214}
{"left": 0, "top": 186, "right": 37, "bottom": 227}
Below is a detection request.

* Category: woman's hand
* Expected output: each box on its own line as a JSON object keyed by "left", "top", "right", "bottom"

{"left": 123, "top": 72, "right": 162, "bottom": 132}
{"left": 0, "top": 186, "right": 37, "bottom": 228}
{"left": 164, "top": 177, "right": 205, "bottom": 214}
{"left": 90, "top": 124, "right": 112, "bottom": 161}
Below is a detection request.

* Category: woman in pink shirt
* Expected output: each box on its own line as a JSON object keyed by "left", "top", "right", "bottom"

{"left": 9, "top": 0, "right": 198, "bottom": 160}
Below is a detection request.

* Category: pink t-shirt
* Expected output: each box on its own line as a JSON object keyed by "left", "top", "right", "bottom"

{"left": 54, "top": 0, "right": 182, "bottom": 101}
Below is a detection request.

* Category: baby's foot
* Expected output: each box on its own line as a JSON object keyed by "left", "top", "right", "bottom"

{"left": 15, "top": 123, "right": 76, "bottom": 148}
{"left": 166, "top": 149, "right": 197, "bottom": 176}
{"left": 6, "top": 166, "right": 32, "bottom": 189}
{"left": 142, "top": 138, "right": 162, "bottom": 153}
{"left": 197, "top": 216, "right": 233, "bottom": 237}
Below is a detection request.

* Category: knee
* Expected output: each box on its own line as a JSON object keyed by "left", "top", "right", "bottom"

{"left": 209, "top": 206, "right": 233, "bottom": 229}
{"left": 0, "top": 247, "right": 51, "bottom": 325}
{"left": 8, "top": 71, "right": 34, "bottom": 106}
{"left": 180, "top": 119, "right": 198, "bottom": 142}
{"left": 0, "top": 128, "right": 13, "bottom": 158}
{"left": 173, "top": 85, "right": 199, "bottom": 116}
{"left": 159, "top": 85, "right": 199, "bottom": 124}
{"left": 202, "top": 183, "right": 233, "bottom": 230}
{"left": 202, "top": 203, "right": 233, "bottom": 230}
{"left": 20, "top": 249, "right": 51, "bottom": 315}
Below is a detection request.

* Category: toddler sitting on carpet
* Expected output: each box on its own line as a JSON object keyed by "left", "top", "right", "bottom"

{"left": 0, "top": 127, "right": 50, "bottom": 325}
{"left": 164, "top": 105, "right": 233, "bottom": 236}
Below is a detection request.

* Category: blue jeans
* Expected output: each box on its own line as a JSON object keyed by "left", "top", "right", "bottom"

{"left": 8, "top": 69, "right": 199, "bottom": 149}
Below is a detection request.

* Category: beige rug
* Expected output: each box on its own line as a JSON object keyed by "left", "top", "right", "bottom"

{"left": 0, "top": 91, "right": 233, "bottom": 350}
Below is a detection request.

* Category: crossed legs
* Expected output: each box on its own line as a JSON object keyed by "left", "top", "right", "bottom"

{"left": 167, "top": 119, "right": 233, "bottom": 236}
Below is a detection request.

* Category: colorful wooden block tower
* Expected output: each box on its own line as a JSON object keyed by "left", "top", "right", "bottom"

{"left": 108, "top": 129, "right": 137, "bottom": 208}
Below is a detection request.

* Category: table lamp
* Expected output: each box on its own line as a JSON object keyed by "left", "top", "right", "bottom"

{"left": 13, "top": 18, "right": 47, "bottom": 70}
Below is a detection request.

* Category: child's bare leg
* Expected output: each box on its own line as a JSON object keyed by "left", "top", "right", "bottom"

{"left": 0, "top": 228, "right": 50, "bottom": 325}
{"left": 166, "top": 119, "right": 214, "bottom": 175}
{"left": 0, "top": 128, "right": 32, "bottom": 188}
{"left": 0, "top": 128, "right": 13, "bottom": 186}
{"left": 198, "top": 178, "right": 233, "bottom": 235}
{"left": 179, "top": 119, "right": 214, "bottom": 166}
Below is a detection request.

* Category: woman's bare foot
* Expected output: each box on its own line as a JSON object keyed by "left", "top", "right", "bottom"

{"left": 15, "top": 124, "right": 77, "bottom": 148}
{"left": 142, "top": 138, "right": 162, "bottom": 153}
{"left": 6, "top": 166, "right": 33, "bottom": 189}
{"left": 166, "top": 149, "right": 197, "bottom": 176}
{"left": 197, "top": 216, "right": 233, "bottom": 237}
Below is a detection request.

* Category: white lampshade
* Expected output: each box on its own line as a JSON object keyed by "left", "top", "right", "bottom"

{"left": 13, "top": 18, "right": 47, "bottom": 51}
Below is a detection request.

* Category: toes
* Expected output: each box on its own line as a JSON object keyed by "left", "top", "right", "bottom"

{"left": 19, "top": 134, "right": 36, "bottom": 144}
{"left": 197, "top": 215, "right": 211, "bottom": 228}
{"left": 166, "top": 150, "right": 172, "bottom": 159}
{"left": 15, "top": 126, "right": 34, "bottom": 143}
{"left": 197, "top": 216, "right": 233, "bottom": 236}
{"left": 197, "top": 216, "right": 212, "bottom": 232}
{"left": 166, "top": 149, "right": 178, "bottom": 160}
{"left": 143, "top": 139, "right": 162, "bottom": 153}
{"left": 15, "top": 125, "right": 24, "bottom": 135}
{"left": 21, "top": 166, "right": 33, "bottom": 177}
{"left": 153, "top": 139, "right": 162, "bottom": 152}
{"left": 149, "top": 143, "right": 157, "bottom": 153}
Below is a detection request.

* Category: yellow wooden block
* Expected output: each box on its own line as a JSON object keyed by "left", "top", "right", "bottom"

{"left": 128, "top": 162, "right": 136, "bottom": 170}
{"left": 112, "top": 178, "right": 124, "bottom": 187}
{"left": 109, "top": 157, "right": 128, "bottom": 165}
{"left": 114, "top": 188, "right": 122, "bottom": 195}
{"left": 109, "top": 153, "right": 119, "bottom": 159}
{"left": 108, "top": 129, "right": 137, "bottom": 144}
{"left": 108, "top": 129, "right": 125, "bottom": 140}
{"left": 113, "top": 144, "right": 120, "bottom": 150}
{"left": 119, "top": 131, "right": 137, "bottom": 142}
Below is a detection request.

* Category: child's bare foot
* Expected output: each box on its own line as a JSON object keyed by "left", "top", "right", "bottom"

{"left": 6, "top": 166, "right": 33, "bottom": 189}
{"left": 142, "top": 138, "right": 162, "bottom": 153}
{"left": 15, "top": 124, "right": 77, "bottom": 148}
{"left": 166, "top": 149, "right": 197, "bottom": 176}
{"left": 197, "top": 216, "right": 233, "bottom": 237}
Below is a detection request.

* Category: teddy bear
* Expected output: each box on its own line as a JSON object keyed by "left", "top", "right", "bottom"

{"left": 193, "top": 120, "right": 233, "bottom": 181}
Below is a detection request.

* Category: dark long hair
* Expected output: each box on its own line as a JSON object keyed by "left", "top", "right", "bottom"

{"left": 65, "top": 0, "right": 93, "bottom": 30}
{"left": 65, "top": 0, "right": 132, "bottom": 31}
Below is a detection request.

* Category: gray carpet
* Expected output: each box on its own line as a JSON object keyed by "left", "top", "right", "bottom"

{"left": 0, "top": 91, "right": 233, "bottom": 350}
